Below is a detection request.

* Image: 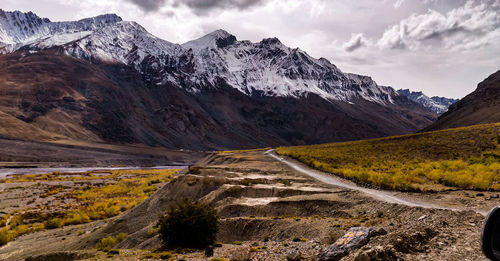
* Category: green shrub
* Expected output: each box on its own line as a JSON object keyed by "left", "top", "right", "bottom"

{"left": 95, "top": 233, "right": 128, "bottom": 251}
{"left": 0, "top": 214, "right": 9, "bottom": 227}
{"left": 96, "top": 236, "right": 117, "bottom": 251}
{"left": 147, "top": 222, "right": 160, "bottom": 238}
{"left": 0, "top": 230, "right": 11, "bottom": 246}
{"left": 44, "top": 218, "right": 63, "bottom": 229}
{"left": 116, "top": 233, "right": 128, "bottom": 242}
{"left": 158, "top": 199, "right": 219, "bottom": 249}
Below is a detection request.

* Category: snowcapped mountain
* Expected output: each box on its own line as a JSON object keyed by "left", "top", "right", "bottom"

{"left": 0, "top": 9, "right": 121, "bottom": 52}
{"left": 397, "top": 89, "right": 458, "bottom": 114}
{"left": 0, "top": 10, "right": 438, "bottom": 149}
{"left": 181, "top": 30, "right": 398, "bottom": 104}
{"left": 1, "top": 10, "right": 406, "bottom": 106}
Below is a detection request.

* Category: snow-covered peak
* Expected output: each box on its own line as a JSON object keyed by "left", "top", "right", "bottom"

{"left": 51, "top": 14, "right": 122, "bottom": 33}
{"left": 0, "top": 9, "right": 51, "bottom": 45}
{"left": 397, "top": 89, "right": 458, "bottom": 114}
{"left": 64, "top": 21, "right": 183, "bottom": 67}
{"left": 180, "top": 33, "right": 397, "bottom": 104}
{"left": 0, "top": 10, "right": 420, "bottom": 108}
{"left": 0, "top": 10, "right": 121, "bottom": 51}
{"left": 182, "top": 29, "right": 237, "bottom": 51}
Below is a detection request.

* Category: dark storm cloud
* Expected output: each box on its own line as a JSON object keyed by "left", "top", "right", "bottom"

{"left": 127, "top": 0, "right": 166, "bottom": 12}
{"left": 178, "top": 0, "right": 264, "bottom": 12}
{"left": 127, "top": 0, "right": 264, "bottom": 14}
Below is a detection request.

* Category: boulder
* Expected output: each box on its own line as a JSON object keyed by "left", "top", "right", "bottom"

{"left": 318, "top": 227, "right": 376, "bottom": 261}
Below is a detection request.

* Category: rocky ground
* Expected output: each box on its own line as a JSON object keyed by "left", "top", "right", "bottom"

{"left": 0, "top": 150, "right": 495, "bottom": 260}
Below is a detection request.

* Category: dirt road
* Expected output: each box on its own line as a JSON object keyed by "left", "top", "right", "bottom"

{"left": 267, "top": 149, "right": 493, "bottom": 216}
{"left": 266, "top": 150, "right": 472, "bottom": 212}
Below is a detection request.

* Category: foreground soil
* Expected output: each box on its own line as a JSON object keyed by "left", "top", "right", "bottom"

{"left": 0, "top": 150, "right": 494, "bottom": 260}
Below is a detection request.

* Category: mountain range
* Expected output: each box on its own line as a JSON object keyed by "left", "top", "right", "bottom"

{"left": 424, "top": 70, "right": 500, "bottom": 131}
{"left": 397, "top": 89, "right": 458, "bottom": 114}
{"left": 0, "top": 10, "right": 457, "bottom": 149}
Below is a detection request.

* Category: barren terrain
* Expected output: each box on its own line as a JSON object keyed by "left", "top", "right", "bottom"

{"left": 0, "top": 150, "right": 493, "bottom": 260}
{"left": 0, "top": 137, "right": 204, "bottom": 168}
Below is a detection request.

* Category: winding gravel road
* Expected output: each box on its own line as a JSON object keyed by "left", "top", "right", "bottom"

{"left": 265, "top": 149, "right": 473, "bottom": 213}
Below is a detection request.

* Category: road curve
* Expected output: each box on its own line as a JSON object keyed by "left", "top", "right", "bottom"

{"left": 265, "top": 149, "right": 479, "bottom": 213}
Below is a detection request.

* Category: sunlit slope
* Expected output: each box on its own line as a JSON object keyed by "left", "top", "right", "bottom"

{"left": 277, "top": 122, "right": 500, "bottom": 191}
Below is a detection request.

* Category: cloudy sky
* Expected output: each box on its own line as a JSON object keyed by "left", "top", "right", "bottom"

{"left": 3, "top": 0, "right": 499, "bottom": 98}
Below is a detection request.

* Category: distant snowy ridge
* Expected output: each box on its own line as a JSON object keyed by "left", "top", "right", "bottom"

{"left": 0, "top": 10, "right": 428, "bottom": 107}
{"left": 0, "top": 9, "right": 121, "bottom": 49}
{"left": 397, "top": 89, "right": 458, "bottom": 114}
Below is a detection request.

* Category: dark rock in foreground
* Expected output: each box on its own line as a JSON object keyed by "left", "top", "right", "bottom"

{"left": 319, "top": 227, "right": 377, "bottom": 261}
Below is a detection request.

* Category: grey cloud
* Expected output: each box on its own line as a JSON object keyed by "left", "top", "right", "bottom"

{"left": 127, "top": 0, "right": 166, "bottom": 12}
{"left": 127, "top": 0, "right": 265, "bottom": 14}
{"left": 343, "top": 33, "right": 368, "bottom": 52}
{"left": 174, "top": 0, "right": 265, "bottom": 15}
{"left": 422, "top": 24, "right": 469, "bottom": 41}
{"left": 377, "top": 0, "right": 500, "bottom": 50}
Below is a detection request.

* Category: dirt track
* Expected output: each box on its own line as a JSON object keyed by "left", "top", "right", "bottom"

{"left": 267, "top": 149, "right": 491, "bottom": 215}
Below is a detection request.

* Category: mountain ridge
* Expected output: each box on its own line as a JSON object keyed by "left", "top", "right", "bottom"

{"left": 0, "top": 10, "right": 425, "bottom": 106}
{"left": 0, "top": 10, "right": 439, "bottom": 149}
{"left": 423, "top": 70, "right": 500, "bottom": 131}
{"left": 397, "top": 89, "right": 458, "bottom": 114}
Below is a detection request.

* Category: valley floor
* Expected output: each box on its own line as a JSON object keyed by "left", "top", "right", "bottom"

{"left": 0, "top": 150, "right": 493, "bottom": 260}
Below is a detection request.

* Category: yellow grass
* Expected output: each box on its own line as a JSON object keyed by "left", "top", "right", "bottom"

{"left": 0, "top": 168, "right": 179, "bottom": 246}
{"left": 277, "top": 123, "right": 500, "bottom": 191}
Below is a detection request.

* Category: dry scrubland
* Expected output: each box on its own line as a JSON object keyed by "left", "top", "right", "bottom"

{"left": 0, "top": 168, "right": 179, "bottom": 246}
{"left": 277, "top": 122, "right": 500, "bottom": 191}
{"left": 0, "top": 151, "right": 491, "bottom": 260}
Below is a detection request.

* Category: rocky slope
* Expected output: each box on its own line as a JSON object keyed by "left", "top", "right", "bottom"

{"left": 424, "top": 70, "right": 500, "bottom": 131}
{"left": 397, "top": 89, "right": 458, "bottom": 114}
{"left": 0, "top": 10, "right": 438, "bottom": 149}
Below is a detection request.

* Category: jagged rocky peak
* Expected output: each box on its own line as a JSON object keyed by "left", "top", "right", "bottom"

{"left": 182, "top": 29, "right": 237, "bottom": 51}
{"left": 259, "top": 37, "right": 282, "bottom": 46}
{"left": 64, "top": 20, "right": 183, "bottom": 67}
{"left": 0, "top": 9, "right": 51, "bottom": 44}
{"left": 51, "top": 13, "right": 122, "bottom": 32}
{"left": 0, "top": 9, "right": 122, "bottom": 47}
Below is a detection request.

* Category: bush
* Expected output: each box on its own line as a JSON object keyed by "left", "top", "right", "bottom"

{"left": 96, "top": 236, "right": 117, "bottom": 251}
{"left": 44, "top": 218, "right": 63, "bottom": 229}
{"left": 147, "top": 222, "right": 159, "bottom": 238}
{"left": 0, "top": 229, "right": 11, "bottom": 246}
{"left": 158, "top": 199, "right": 219, "bottom": 249}
{"left": 95, "top": 233, "right": 128, "bottom": 251}
{"left": 116, "top": 233, "right": 128, "bottom": 242}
